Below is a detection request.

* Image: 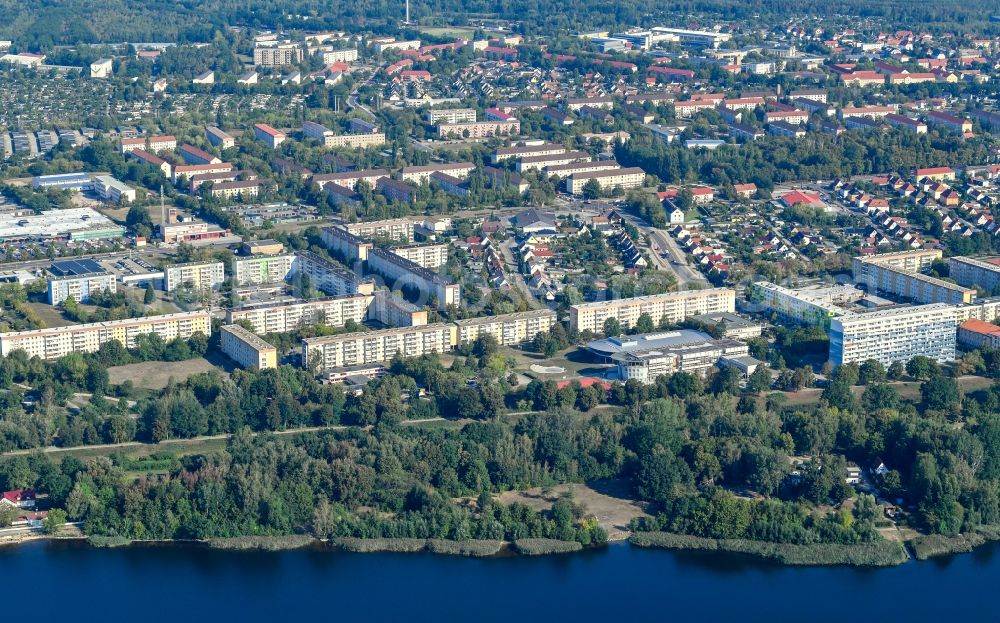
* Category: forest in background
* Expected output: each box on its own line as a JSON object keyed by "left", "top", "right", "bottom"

{"left": 1, "top": 0, "right": 998, "bottom": 51}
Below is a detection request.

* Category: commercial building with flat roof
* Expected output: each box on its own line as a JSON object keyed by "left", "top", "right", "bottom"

{"left": 611, "top": 331, "right": 751, "bottom": 384}
{"left": 589, "top": 329, "right": 755, "bottom": 383}
{"left": 221, "top": 324, "right": 277, "bottom": 370}
{"left": 302, "top": 323, "right": 456, "bottom": 371}
{"left": 570, "top": 288, "right": 736, "bottom": 333}
{"left": 93, "top": 175, "right": 136, "bottom": 203}
{"left": 0, "top": 310, "right": 211, "bottom": 360}
{"left": 0, "top": 207, "right": 125, "bottom": 243}
{"left": 689, "top": 312, "right": 763, "bottom": 340}
{"left": 829, "top": 304, "right": 957, "bottom": 367}
{"left": 31, "top": 172, "right": 93, "bottom": 191}
{"left": 453, "top": 309, "right": 557, "bottom": 346}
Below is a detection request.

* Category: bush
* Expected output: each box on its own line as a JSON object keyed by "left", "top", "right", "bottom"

{"left": 630, "top": 532, "right": 906, "bottom": 567}
{"left": 334, "top": 537, "right": 428, "bottom": 553}
{"left": 87, "top": 535, "right": 133, "bottom": 548}
{"left": 513, "top": 538, "right": 584, "bottom": 555}
{"left": 206, "top": 535, "right": 314, "bottom": 550}
{"left": 426, "top": 539, "right": 503, "bottom": 557}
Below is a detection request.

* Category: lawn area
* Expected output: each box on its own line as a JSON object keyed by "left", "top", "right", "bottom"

{"left": 418, "top": 26, "right": 478, "bottom": 37}
{"left": 25, "top": 301, "right": 75, "bottom": 328}
{"left": 506, "top": 346, "right": 614, "bottom": 381}
{"left": 47, "top": 436, "right": 231, "bottom": 465}
{"left": 108, "top": 356, "right": 226, "bottom": 390}
{"left": 778, "top": 375, "right": 994, "bottom": 408}
{"left": 497, "top": 479, "right": 649, "bottom": 538}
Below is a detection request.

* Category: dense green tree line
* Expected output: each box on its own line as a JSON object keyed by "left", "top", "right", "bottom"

{"left": 616, "top": 129, "right": 994, "bottom": 191}
{"left": 3, "top": 0, "right": 997, "bottom": 51}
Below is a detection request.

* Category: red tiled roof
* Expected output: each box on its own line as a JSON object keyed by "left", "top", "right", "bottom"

{"left": 2, "top": 489, "right": 35, "bottom": 503}
{"left": 916, "top": 166, "right": 954, "bottom": 176}
{"left": 781, "top": 190, "right": 823, "bottom": 207}
{"left": 960, "top": 319, "right": 1000, "bottom": 336}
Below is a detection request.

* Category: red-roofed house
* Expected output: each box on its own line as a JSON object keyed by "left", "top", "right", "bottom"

{"left": 649, "top": 66, "right": 695, "bottom": 82}
{"left": 401, "top": 70, "right": 432, "bottom": 81}
{"left": 734, "top": 183, "right": 757, "bottom": 198}
{"left": 915, "top": 166, "right": 955, "bottom": 181}
{"left": 2, "top": 489, "right": 36, "bottom": 509}
{"left": 840, "top": 71, "right": 884, "bottom": 86}
{"left": 780, "top": 190, "right": 824, "bottom": 208}
{"left": 691, "top": 187, "right": 715, "bottom": 203}
{"left": 386, "top": 59, "right": 413, "bottom": 75}
{"left": 11, "top": 510, "right": 47, "bottom": 528}
{"left": 485, "top": 46, "right": 518, "bottom": 60}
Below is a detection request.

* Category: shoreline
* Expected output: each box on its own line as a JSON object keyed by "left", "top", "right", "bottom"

{"left": 629, "top": 532, "right": 909, "bottom": 567}
{"left": 5, "top": 529, "right": 1000, "bottom": 567}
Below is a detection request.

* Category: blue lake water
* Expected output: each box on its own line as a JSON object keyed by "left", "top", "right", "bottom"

{"left": 0, "top": 540, "right": 995, "bottom": 621}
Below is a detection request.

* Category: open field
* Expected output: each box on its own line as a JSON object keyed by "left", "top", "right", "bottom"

{"left": 47, "top": 436, "right": 232, "bottom": 464}
{"left": 509, "top": 346, "right": 614, "bottom": 381}
{"left": 781, "top": 375, "right": 994, "bottom": 408}
{"left": 25, "top": 302, "right": 75, "bottom": 327}
{"left": 418, "top": 26, "right": 478, "bottom": 37}
{"left": 498, "top": 479, "right": 649, "bottom": 538}
{"left": 107, "top": 356, "right": 225, "bottom": 390}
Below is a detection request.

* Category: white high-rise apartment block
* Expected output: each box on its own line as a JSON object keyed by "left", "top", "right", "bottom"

{"left": 828, "top": 304, "right": 958, "bottom": 367}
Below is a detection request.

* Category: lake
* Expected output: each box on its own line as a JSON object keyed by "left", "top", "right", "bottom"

{"left": 1, "top": 539, "right": 995, "bottom": 621}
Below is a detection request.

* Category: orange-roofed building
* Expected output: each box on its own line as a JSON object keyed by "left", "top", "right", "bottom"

{"left": 958, "top": 319, "right": 1000, "bottom": 350}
